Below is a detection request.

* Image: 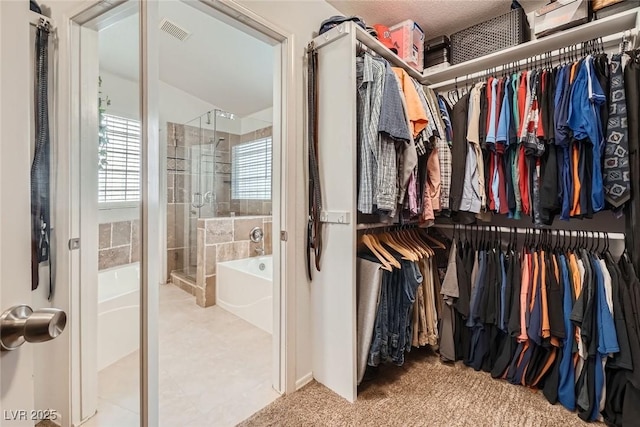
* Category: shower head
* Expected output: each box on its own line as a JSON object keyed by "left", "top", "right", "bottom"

{"left": 215, "top": 137, "right": 225, "bottom": 149}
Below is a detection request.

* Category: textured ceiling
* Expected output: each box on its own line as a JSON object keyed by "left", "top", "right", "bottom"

{"left": 326, "top": 0, "right": 548, "bottom": 40}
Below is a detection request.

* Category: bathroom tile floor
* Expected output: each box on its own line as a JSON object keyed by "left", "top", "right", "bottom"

{"left": 83, "top": 284, "right": 279, "bottom": 427}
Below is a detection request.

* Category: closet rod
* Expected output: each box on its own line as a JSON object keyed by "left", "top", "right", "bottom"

{"left": 429, "top": 28, "right": 639, "bottom": 90}
{"left": 357, "top": 222, "right": 421, "bottom": 230}
{"left": 434, "top": 223, "right": 625, "bottom": 240}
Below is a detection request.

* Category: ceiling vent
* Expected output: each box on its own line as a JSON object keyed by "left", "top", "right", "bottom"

{"left": 159, "top": 18, "right": 191, "bottom": 42}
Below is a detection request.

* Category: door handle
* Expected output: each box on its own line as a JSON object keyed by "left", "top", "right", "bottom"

{"left": 0, "top": 305, "right": 66, "bottom": 351}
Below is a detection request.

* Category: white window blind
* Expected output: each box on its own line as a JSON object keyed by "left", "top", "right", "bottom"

{"left": 231, "top": 137, "right": 272, "bottom": 200}
{"left": 98, "top": 114, "right": 141, "bottom": 203}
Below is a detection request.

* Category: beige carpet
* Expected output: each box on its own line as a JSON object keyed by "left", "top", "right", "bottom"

{"left": 239, "top": 348, "right": 597, "bottom": 427}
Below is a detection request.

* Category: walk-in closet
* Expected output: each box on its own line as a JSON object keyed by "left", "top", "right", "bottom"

{"left": 307, "top": 4, "right": 640, "bottom": 426}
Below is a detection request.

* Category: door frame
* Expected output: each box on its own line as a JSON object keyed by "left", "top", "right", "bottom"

{"left": 63, "top": 0, "right": 296, "bottom": 425}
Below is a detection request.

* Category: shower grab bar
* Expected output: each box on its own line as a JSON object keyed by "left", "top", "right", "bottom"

{"left": 192, "top": 192, "right": 205, "bottom": 208}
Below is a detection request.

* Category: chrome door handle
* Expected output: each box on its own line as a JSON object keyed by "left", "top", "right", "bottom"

{"left": 0, "top": 305, "right": 67, "bottom": 351}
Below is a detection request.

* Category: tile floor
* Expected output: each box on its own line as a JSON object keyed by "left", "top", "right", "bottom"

{"left": 82, "top": 284, "right": 280, "bottom": 427}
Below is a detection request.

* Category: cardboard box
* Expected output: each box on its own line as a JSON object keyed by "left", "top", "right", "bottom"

{"left": 389, "top": 20, "right": 425, "bottom": 71}
{"left": 534, "top": 0, "right": 589, "bottom": 38}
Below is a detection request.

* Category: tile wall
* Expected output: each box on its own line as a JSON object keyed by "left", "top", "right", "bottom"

{"left": 165, "top": 121, "right": 273, "bottom": 282}
{"left": 98, "top": 220, "right": 140, "bottom": 270}
{"left": 171, "top": 215, "right": 272, "bottom": 307}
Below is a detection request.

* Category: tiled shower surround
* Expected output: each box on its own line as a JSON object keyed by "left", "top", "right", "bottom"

{"left": 98, "top": 220, "right": 140, "bottom": 270}
{"left": 172, "top": 215, "right": 272, "bottom": 307}
{"left": 166, "top": 121, "right": 273, "bottom": 284}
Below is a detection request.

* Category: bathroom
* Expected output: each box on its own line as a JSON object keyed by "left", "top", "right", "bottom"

{"left": 167, "top": 111, "right": 274, "bottom": 327}
{"left": 92, "top": 1, "right": 280, "bottom": 425}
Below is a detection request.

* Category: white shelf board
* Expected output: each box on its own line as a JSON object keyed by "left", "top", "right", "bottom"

{"left": 423, "top": 7, "right": 640, "bottom": 85}
{"left": 312, "top": 22, "right": 424, "bottom": 82}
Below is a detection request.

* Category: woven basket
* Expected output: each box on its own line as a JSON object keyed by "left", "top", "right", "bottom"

{"left": 450, "top": 8, "right": 530, "bottom": 65}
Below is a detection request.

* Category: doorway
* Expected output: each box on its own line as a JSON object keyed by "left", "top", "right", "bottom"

{"left": 69, "top": 1, "right": 291, "bottom": 426}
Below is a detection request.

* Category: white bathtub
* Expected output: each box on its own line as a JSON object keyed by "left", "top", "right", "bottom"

{"left": 98, "top": 263, "right": 140, "bottom": 371}
{"left": 216, "top": 256, "right": 273, "bottom": 334}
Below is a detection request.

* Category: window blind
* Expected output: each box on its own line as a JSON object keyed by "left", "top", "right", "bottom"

{"left": 98, "top": 114, "right": 141, "bottom": 203}
{"left": 231, "top": 137, "right": 272, "bottom": 200}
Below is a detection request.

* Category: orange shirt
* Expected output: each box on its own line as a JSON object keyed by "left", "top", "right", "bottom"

{"left": 392, "top": 67, "right": 428, "bottom": 137}
{"left": 570, "top": 144, "right": 581, "bottom": 216}
{"left": 518, "top": 251, "right": 531, "bottom": 342}
{"left": 540, "top": 251, "right": 551, "bottom": 339}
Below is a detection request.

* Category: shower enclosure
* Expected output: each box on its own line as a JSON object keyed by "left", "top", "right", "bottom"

{"left": 171, "top": 109, "right": 272, "bottom": 281}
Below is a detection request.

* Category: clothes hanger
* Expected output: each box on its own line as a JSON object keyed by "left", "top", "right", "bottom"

{"left": 400, "top": 228, "right": 425, "bottom": 259}
{"left": 366, "top": 230, "right": 402, "bottom": 268}
{"left": 409, "top": 228, "right": 434, "bottom": 257}
{"left": 400, "top": 228, "right": 427, "bottom": 258}
{"left": 360, "top": 234, "right": 393, "bottom": 271}
{"left": 380, "top": 230, "right": 416, "bottom": 261}
{"left": 419, "top": 228, "right": 446, "bottom": 250}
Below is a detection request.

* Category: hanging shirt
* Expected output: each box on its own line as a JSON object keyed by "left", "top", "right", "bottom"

{"left": 459, "top": 93, "right": 481, "bottom": 214}
{"left": 392, "top": 70, "right": 421, "bottom": 208}
{"left": 356, "top": 54, "right": 384, "bottom": 214}
{"left": 376, "top": 60, "right": 407, "bottom": 213}
{"left": 567, "top": 58, "right": 606, "bottom": 213}
{"left": 466, "top": 83, "right": 486, "bottom": 211}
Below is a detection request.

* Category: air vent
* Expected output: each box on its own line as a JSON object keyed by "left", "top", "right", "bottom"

{"left": 159, "top": 18, "right": 191, "bottom": 42}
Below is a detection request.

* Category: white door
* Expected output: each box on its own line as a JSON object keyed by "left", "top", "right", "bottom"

{"left": 0, "top": 0, "right": 159, "bottom": 426}
{"left": 0, "top": 1, "right": 73, "bottom": 426}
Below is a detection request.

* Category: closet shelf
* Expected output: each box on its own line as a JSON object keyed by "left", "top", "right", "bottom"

{"left": 423, "top": 7, "right": 640, "bottom": 86}
{"left": 314, "top": 8, "right": 640, "bottom": 88}
{"left": 312, "top": 22, "right": 424, "bottom": 81}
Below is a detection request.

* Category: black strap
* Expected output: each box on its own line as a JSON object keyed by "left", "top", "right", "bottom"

{"left": 307, "top": 42, "right": 322, "bottom": 280}
{"left": 31, "top": 22, "right": 53, "bottom": 299}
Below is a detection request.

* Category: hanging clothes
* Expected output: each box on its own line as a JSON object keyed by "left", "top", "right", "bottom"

{"left": 436, "top": 227, "right": 638, "bottom": 424}
{"left": 355, "top": 51, "right": 453, "bottom": 226}
{"left": 440, "top": 48, "right": 640, "bottom": 226}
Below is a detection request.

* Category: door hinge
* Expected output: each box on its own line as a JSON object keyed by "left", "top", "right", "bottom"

{"left": 68, "top": 238, "right": 80, "bottom": 250}
{"left": 280, "top": 231, "right": 288, "bottom": 242}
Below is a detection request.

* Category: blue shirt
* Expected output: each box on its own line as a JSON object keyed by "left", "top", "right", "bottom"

{"left": 567, "top": 58, "right": 606, "bottom": 212}
{"left": 486, "top": 78, "right": 499, "bottom": 144}
{"left": 496, "top": 77, "right": 511, "bottom": 144}
{"left": 558, "top": 254, "right": 576, "bottom": 411}
{"left": 555, "top": 65, "right": 572, "bottom": 220}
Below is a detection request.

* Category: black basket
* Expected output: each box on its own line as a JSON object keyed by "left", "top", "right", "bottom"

{"left": 450, "top": 8, "right": 530, "bottom": 65}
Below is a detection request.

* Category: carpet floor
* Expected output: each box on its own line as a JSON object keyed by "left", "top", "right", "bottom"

{"left": 239, "top": 348, "right": 598, "bottom": 427}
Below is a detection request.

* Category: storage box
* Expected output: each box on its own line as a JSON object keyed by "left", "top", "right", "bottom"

{"left": 425, "top": 35, "right": 450, "bottom": 52}
{"left": 389, "top": 20, "right": 425, "bottom": 71}
{"left": 450, "top": 8, "right": 529, "bottom": 65}
{"left": 593, "top": 0, "right": 637, "bottom": 18}
{"left": 592, "top": 0, "right": 624, "bottom": 11}
{"left": 425, "top": 48, "right": 450, "bottom": 69}
{"left": 534, "top": 0, "right": 589, "bottom": 38}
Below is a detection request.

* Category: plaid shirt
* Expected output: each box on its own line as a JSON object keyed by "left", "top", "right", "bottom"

{"left": 356, "top": 54, "right": 384, "bottom": 214}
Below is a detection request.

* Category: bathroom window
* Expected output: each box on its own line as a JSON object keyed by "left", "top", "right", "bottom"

{"left": 98, "top": 114, "right": 141, "bottom": 203}
{"left": 231, "top": 137, "right": 272, "bottom": 200}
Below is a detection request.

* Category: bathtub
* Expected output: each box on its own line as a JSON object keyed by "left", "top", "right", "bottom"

{"left": 216, "top": 256, "right": 273, "bottom": 334}
{"left": 98, "top": 262, "right": 140, "bottom": 371}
